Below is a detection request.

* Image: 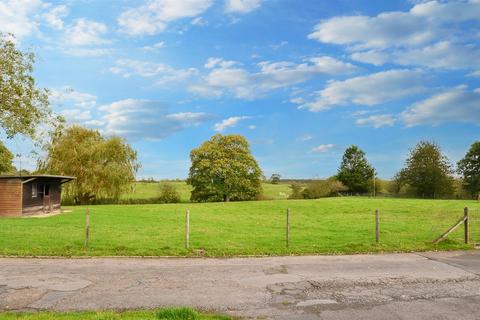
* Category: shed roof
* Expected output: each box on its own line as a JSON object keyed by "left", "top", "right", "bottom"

{"left": 0, "top": 174, "right": 76, "bottom": 182}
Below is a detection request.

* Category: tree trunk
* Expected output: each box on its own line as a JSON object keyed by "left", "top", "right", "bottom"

{"left": 224, "top": 195, "right": 230, "bottom": 202}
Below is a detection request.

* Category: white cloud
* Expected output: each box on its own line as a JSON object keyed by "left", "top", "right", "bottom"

{"left": 43, "top": 4, "right": 68, "bottom": 30}
{"left": 109, "top": 59, "right": 198, "bottom": 86}
{"left": 401, "top": 86, "right": 480, "bottom": 126}
{"left": 99, "top": 99, "right": 213, "bottom": 140}
{"left": 393, "top": 41, "right": 480, "bottom": 71}
{"left": 225, "top": 0, "right": 261, "bottom": 14}
{"left": 118, "top": 0, "right": 213, "bottom": 36}
{"left": 0, "top": 0, "right": 44, "bottom": 39}
{"left": 299, "top": 69, "right": 425, "bottom": 112}
{"left": 297, "top": 135, "right": 313, "bottom": 142}
{"left": 204, "top": 57, "right": 237, "bottom": 69}
{"left": 356, "top": 114, "right": 396, "bottom": 128}
{"left": 142, "top": 41, "right": 166, "bottom": 51}
{"left": 309, "top": 1, "right": 480, "bottom": 50}
{"left": 64, "top": 18, "right": 109, "bottom": 46}
{"left": 191, "top": 56, "right": 358, "bottom": 99}
{"left": 214, "top": 116, "right": 250, "bottom": 132}
{"left": 61, "top": 109, "right": 92, "bottom": 122}
{"left": 50, "top": 87, "right": 97, "bottom": 109}
{"left": 62, "top": 48, "right": 113, "bottom": 57}
{"left": 191, "top": 16, "right": 207, "bottom": 26}
{"left": 309, "top": 13, "right": 430, "bottom": 50}
{"left": 311, "top": 144, "right": 335, "bottom": 153}
{"left": 350, "top": 50, "right": 390, "bottom": 66}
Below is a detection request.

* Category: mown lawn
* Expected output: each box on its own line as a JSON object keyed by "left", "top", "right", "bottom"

{"left": 0, "top": 197, "right": 479, "bottom": 257}
{"left": 122, "top": 181, "right": 292, "bottom": 202}
{"left": 0, "top": 308, "right": 229, "bottom": 320}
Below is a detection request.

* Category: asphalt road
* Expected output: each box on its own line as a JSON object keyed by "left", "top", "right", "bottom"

{"left": 1, "top": 251, "right": 479, "bottom": 319}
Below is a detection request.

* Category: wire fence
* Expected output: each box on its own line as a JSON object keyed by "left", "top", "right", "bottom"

{"left": 1, "top": 204, "right": 479, "bottom": 256}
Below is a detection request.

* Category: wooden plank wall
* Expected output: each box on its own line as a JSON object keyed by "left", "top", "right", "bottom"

{"left": 0, "top": 179, "right": 22, "bottom": 217}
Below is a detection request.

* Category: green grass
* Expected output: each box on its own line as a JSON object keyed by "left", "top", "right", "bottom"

{"left": 0, "top": 308, "right": 229, "bottom": 320}
{"left": 0, "top": 197, "right": 479, "bottom": 257}
{"left": 122, "top": 181, "right": 292, "bottom": 202}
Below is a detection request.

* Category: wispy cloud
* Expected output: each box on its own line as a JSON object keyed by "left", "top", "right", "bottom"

{"left": 311, "top": 144, "right": 335, "bottom": 153}
{"left": 214, "top": 116, "right": 251, "bottom": 131}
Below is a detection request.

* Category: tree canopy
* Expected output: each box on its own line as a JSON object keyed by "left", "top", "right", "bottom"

{"left": 270, "top": 173, "right": 281, "bottom": 184}
{"left": 336, "top": 145, "right": 375, "bottom": 193}
{"left": 187, "top": 134, "right": 263, "bottom": 202}
{"left": 39, "top": 126, "right": 140, "bottom": 204}
{"left": 0, "top": 34, "right": 60, "bottom": 140}
{"left": 0, "top": 141, "right": 14, "bottom": 174}
{"left": 396, "top": 141, "right": 454, "bottom": 198}
{"left": 457, "top": 141, "right": 480, "bottom": 199}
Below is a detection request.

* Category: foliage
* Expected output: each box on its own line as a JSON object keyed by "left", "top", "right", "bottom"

{"left": 0, "top": 33, "right": 62, "bottom": 140}
{"left": 39, "top": 126, "right": 140, "bottom": 204}
{"left": 396, "top": 141, "right": 454, "bottom": 198}
{"left": 302, "top": 178, "right": 348, "bottom": 199}
{"left": 158, "top": 183, "right": 181, "bottom": 203}
{"left": 288, "top": 183, "right": 304, "bottom": 199}
{"left": 157, "top": 308, "right": 200, "bottom": 320}
{"left": 336, "top": 145, "right": 375, "bottom": 193}
{"left": 187, "top": 134, "right": 263, "bottom": 202}
{"left": 270, "top": 173, "right": 281, "bottom": 184}
{"left": 457, "top": 141, "right": 480, "bottom": 199}
{"left": 0, "top": 140, "right": 14, "bottom": 174}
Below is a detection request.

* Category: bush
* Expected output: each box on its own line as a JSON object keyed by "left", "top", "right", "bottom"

{"left": 158, "top": 183, "right": 181, "bottom": 203}
{"left": 288, "top": 183, "right": 304, "bottom": 199}
{"left": 302, "top": 178, "right": 347, "bottom": 199}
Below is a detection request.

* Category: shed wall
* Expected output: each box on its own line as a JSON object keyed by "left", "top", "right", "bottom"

{"left": 0, "top": 179, "right": 22, "bottom": 217}
{"left": 22, "top": 180, "right": 62, "bottom": 215}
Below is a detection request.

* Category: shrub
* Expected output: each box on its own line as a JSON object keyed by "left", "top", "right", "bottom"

{"left": 302, "top": 178, "right": 347, "bottom": 199}
{"left": 158, "top": 183, "right": 181, "bottom": 203}
{"left": 288, "top": 183, "right": 304, "bottom": 199}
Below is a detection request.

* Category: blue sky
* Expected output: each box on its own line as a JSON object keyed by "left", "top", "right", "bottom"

{"left": 2, "top": 0, "right": 479, "bottom": 179}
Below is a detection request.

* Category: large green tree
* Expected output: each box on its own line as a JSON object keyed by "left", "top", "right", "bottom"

{"left": 187, "top": 134, "right": 262, "bottom": 202}
{"left": 39, "top": 126, "right": 140, "bottom": 204}
{"left": 0, "top": 34, "right": 60, "bottom": 139}
{"left": 457, "top": 141, "right": 480, "bottom": 199}
{"left": 337, "top": 145, "right": 375, "bottom": 193}
{"left": 396, "top": 141, "right": 454, "bottom": 198}
{"left": 0, "top": 141, "right": 14, "bottom": 173}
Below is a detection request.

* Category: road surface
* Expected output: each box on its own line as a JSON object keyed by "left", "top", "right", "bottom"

{"left": 1, "top": 251, "right": 479, "bottom": 319}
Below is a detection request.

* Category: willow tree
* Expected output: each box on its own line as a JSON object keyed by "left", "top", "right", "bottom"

{"left": 0, "top": 33, "right": 61, "bottom": 140}
{"left": 0, "top": 141, "right": 14, "bottom": 174}
{"left": 39, "top": 126, "right": 140, "bottom": 204}
{"left": 187, "top": 134, "right": 262, "bottom": 202}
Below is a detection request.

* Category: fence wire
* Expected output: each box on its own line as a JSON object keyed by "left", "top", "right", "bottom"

{"left": 1, "top": 203, "right": 479, "bottom": 256}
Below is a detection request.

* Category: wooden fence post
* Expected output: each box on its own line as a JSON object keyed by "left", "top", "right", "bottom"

{"left": 286, "top": 208, "right": 290, "bottom": 248}
{"left": 464, "top": 207, "right": 469, "bottom": 244}
{"left": 84, "top": 208, "right": 90, "bottom": 249}
{"left": 185, "top": 209, "right": 190, "bottom": 249}
{"left": 375, "top": 209, "right": 379, "bottom": 243}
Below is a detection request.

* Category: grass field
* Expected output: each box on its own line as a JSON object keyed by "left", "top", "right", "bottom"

{"left": 1, "top": 197, "right": 479, "bottom": 257}
{"left": 122, "top": 181, "right": 292, "bottom": 202}
{"left": 0, "top": 308, "right": 229, "bottom": 320}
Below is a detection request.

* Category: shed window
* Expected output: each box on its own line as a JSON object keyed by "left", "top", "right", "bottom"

{"left": 32, "top": 183, "right": 38, "bottom": 198}
{"left": 36, "top": 183, "right": 50, "bottom": 198}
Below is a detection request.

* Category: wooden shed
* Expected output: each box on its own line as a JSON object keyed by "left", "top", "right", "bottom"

{"left": 0, "top": 175, "right": 75, "bottom": 217}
